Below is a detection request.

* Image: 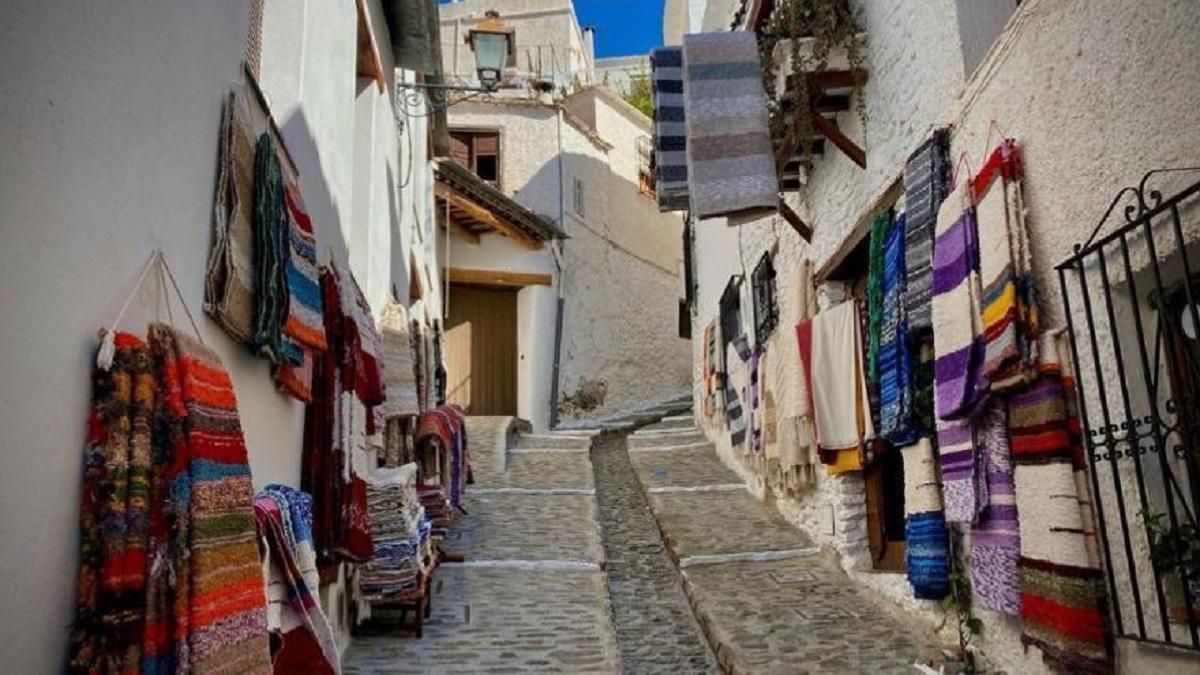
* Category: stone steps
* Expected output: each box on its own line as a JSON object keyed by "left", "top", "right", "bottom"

{"left": 512, "top": 432, "right": 593, "bottom": 450}
{"left": 627, "top": 429, "right": 708, "bottom": 450}
{"left": 625, "top": 435, "right": 942, "bottom": 675}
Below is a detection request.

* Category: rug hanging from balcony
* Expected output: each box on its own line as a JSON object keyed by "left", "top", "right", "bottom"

{"left": 650, "top": 46, "right": 689, "bottom": 212}
{"left": 1010, "top": 332, "right": 1110, "bottom": 674}
{"left": 681, "top": 31, "right": 778, "bottom": 220}
{"left": 903, "top": 128, "right": 951, "bottom": 334}
{"left": 205, "top": 89, "right": 258, "bottom": 345}
{"left": 972, "top": 139, "right": 1040, "bottom": 395}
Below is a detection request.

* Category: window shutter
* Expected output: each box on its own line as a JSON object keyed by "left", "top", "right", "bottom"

{"left": 449, "top": 132, "right": 472, "bottom": 168}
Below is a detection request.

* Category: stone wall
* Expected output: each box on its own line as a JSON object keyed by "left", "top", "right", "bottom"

{"left": 690, "top": 0, "right": 1200, "bottom": 672}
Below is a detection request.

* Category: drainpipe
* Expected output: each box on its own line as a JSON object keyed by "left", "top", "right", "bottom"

{"left": 548, "top": 107, "right": 567, "bottom": 429}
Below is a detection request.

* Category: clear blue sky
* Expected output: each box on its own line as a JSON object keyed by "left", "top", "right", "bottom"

{"left": 440, "top": 1, "right": 665, "bottom": 59}
{"left": 576, "top": 0, "right": 665, "bottom": 58}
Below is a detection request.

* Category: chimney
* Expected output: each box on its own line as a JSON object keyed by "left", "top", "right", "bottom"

{"left": 581, "top": 25, "right": 596, "bottom": 83}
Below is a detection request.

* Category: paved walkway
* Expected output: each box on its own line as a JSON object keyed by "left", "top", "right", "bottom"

{"left": 626, "top": 421, "right": 940, "bottom": 675}
{"left": 345, "top": 413, "right": 940, "bottom": 674}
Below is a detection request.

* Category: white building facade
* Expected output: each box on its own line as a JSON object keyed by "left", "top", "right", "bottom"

{"left": 0, "top": 0, "right": 446, "bottom": 669}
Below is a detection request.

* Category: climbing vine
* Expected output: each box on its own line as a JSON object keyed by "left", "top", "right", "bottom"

{"left": 758, "top": 0, "right": 867, "bottom": 174}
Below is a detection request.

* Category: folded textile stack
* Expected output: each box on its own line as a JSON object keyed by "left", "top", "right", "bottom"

{"left": 359, "top": 464, "right": 434, "bottom": 600}
{"left": 417, "top": 484, "right": 451, "bottom": 524}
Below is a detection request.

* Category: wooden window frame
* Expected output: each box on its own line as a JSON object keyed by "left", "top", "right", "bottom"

{"left": 449, "top": 128, "right": 503, "bottom": 190}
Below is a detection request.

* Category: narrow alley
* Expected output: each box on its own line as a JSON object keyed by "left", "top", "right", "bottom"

{"left": 5, "top": 0, "right": 1200, "bottom": 673}
{"left": 346, "top": 406, "right": 938, "bottom": 674}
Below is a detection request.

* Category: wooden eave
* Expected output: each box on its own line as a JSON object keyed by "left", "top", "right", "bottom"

{"left": 434, "top": 161, "right": 565, "bottom": 250}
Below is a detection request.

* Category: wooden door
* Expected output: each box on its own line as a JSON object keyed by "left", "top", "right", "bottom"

{"left": 444, "top": 283, "right": 518, "bottom": 415}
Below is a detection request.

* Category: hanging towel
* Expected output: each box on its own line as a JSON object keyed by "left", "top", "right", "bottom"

{"left": 747, "top": 346, "right": 764, "bottom": 454}
{"left": 1011, "top": 333, "right": 1110, "bottom": 674}
{"left": 381, "top": 301, "right": 421, "bottom": 417}
{"left": 651, "top": 47, "right": 689, "bottom": 212}
{"left": 970, "top": 400, "right": 1021, "bottom": 616}
{"left": 149, "top": 324, "right": 271, "bottom": 674}
{"left": 811, "top": 301, "right": 873, "bottom": 471}
{"left": 932, "top": 181, "right": 985, "bottom": 418}
{"left": 725, "top": 342, "right": 748, "bottom": 448}
{"left": 681, "top": 31, "right": 778, "bottom": 220}
{"left": 253, "top": 132, "right": 295, "bottom": 365}
{"left": 903, "top": 129, "right": 951, "bottom": 333}
{"left": 205, "top": 89, "right": 258, "bottom": 344}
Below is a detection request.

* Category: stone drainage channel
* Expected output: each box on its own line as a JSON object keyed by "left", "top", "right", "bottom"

{"left": 590, "top": 431, "right": 720, "bottom": 674}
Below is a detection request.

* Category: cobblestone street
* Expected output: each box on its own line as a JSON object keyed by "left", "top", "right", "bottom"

{"left": 345, "top": 414, "right": 941, "bottom": 674}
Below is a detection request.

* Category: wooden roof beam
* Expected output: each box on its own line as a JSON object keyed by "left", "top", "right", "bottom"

{"left": 437, "top": 207, "right": 481, "bottom": 244}
{"left": 435, "top": 182, "right": 543, "bottom": 250}
{"left": 447, "top": 266, "right": 552, "bottom": 289}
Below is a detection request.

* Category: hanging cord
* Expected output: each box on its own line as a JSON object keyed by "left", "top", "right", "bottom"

{"left": 96, "top": 250, "right": 207, "bottom": 371}
{"left": 157, "top": 250, "right": 206, "bottom": 345}
{"left": 98, "top": 251, "right": 161, "bottom": 370}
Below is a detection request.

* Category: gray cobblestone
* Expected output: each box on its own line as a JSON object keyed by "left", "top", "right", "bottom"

{"left": 442, "top": 492, "right": 603, "bottom": 563}
{"left": 591, "top": 435, "right": 720, "bottom": 674}
{"left": 629, "top": 444, "right": 742, "bottom": 488}
{"left": 648, "top": 489, "right": 815, "bottom": 559}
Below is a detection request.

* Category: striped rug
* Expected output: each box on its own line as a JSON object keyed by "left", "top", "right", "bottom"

{"left": 681, "top": 31, "right": 778, "bottom": 220}
{"left": 651, "top": 46, "right": 689, "bottom": 212}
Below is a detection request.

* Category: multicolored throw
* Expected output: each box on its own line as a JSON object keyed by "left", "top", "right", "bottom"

{"left": 1010, "top": 333, "right": 1110, "bottom": 673}
{"left": 253, "top": 488, "right": 339, "bottom": 674}
{"left": 903, "top": 129, "right": 951, "bottom": 333}
{"left": 415, "top": 405, "right": 470, "bottom": 508}
{"left": 932, "top": 181, "right": 985, "bottom": 420}
{"left": 69, "top": 332, "right": 155, "bottom": 673}
{"left": 281, "top": 181, "right": 326, "bottom": 354}
{"left": 150, "top": 324, "right": 271, "bottom": 674}
{"left": 252, "top": 132, "right": 294, "bottom": 365}
{"left": 650, "top": 46, "right": 689, "bottom": 212}
{"left": 205, "top": 89, "right": 258, "bottom": 344}
{"left": 681, "top": 31, "right": 778, "bottom": 220}
{"left": 937, "top": 413, "right": 983, "bottom": 524}
{"left": 866, "top": 211, "right": 891, "bottom": 389}
{"left": 972, "top": 140, "right": 1039, "bottom": 393}
{"left": 970, "top": 400, "right": 1021, "bottom": 616}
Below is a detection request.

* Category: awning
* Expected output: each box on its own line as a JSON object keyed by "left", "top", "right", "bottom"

{"left": 434, "top": 159, "right": 566, "bottom": 250}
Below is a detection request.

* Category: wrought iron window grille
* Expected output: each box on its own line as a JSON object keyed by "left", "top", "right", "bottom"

{"left": 1057, "top": 167, "right": 1200, "bottom": 651}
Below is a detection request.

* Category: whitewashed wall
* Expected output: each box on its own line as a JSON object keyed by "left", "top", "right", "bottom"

{"left": 689, "top": 0, "right": 1200, "bottom": 672}
{"left": 444, "top": 94, "right": 689, "bottom": 426}
{"left": 0, "top": 0, "right": 440, "bottom": 669}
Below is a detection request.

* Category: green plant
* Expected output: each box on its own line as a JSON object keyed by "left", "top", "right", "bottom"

{"left": 1145, "top": 512, "right": 1200, "bottom": 581}
{"left": 622, "top": 72, "right": 654, "bottom": 119}
{"left": 935, "top": 536, "right": 980, "bottom": 673}
{"left": 758, "top": 0, "right": 867, "bottom": 174}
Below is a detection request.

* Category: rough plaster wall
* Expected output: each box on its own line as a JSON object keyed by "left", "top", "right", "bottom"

{"left": 690, "top": 0, "right": 1200, "bottom": 671}
{"left": 447, "top": 100, "right": 690, "bottom": 423}
{"left": 0, "top": 0, "right": 440, "bottom": 667}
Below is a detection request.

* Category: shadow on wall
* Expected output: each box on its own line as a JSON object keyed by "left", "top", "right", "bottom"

{"left": 520, "top": 150, "right": 692, "bottom": 420}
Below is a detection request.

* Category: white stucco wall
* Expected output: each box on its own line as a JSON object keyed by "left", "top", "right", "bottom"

{"left": 0, "top": 0, "right": 441, "bottom": 669}
{"left": 689, "top": 0, "right": 1200, "bottom": 672}
{"left": 444, "top": 94, "right": 689, "bottom": 426}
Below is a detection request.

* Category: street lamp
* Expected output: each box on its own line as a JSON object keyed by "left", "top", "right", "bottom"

{"left": 398, "top": 10, "right": 512, "bottom": 100}
{"left": 467, "top": 11, "right": 514, "bottom": 91}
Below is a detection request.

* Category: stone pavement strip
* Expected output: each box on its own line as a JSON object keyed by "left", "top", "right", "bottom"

{"left": 592, "top": 435, "right": 720, "bottom": 674}
{"left": 628, "top": 421, "right": 941, "bottom": 675}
